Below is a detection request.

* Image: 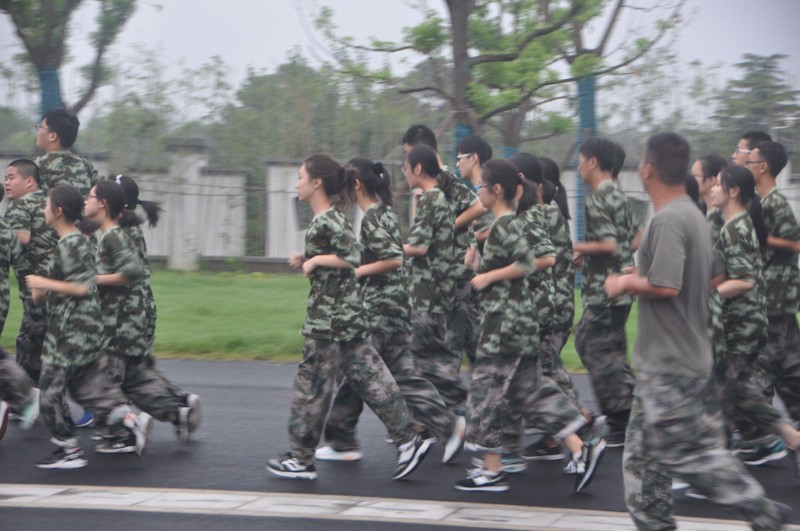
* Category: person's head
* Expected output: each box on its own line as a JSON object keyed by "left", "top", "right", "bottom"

{"left": 691, "top": 154, "right": 727, "bottom": 199}
{"left": 456, "top": 135, "right": 492, "bottom": 181}
{"left": 111, "top": 174, "right": 162, "bottom": 228}
{"left": 404, "top": 145, "right": 454, "bottom": 199}
{"left": 749, "top": 141, "right": 787, "bottom": 180}
{"left": 37, "top": 109, "right": 80, "bottom": 151}
{"left": 540, "top": 156, "right": 570, "bottom": 220}
{"left": 712, "top": 165, "right": 767, "bottom": 247}
{"left": 5, "top": 159, "right": 41, "bottom": 200}
{"left": 297, "top": 153, "right": 353, "bottom": 205}
{"left": 578, "top": 137, "right": 616, "bottom": 181}
{"left": 732, "top": 130, "right": 772, "bottom": 166}
{"left": 46, "top": 184, "right": 85, "bottom": 227}
{"left": 611, "top": 142, "right": 626, "bottom": 179}
{"left": 685, "top": 174, "right": 704, "bottom": 213}
{"left": 84, "top": 179, "right": 127, "bottom": 223}
{"left": 640, "top": 133, "right": 690, "bottom": 188}
{"left": 346, "top": 157, "right": 393, "bottom": 207}
{"left": 478, "top": 159, "right": 520, "bottom": 210}
{"left": 401, "top": 124, "right": 438, "bottom": 153}
{"left": 508, "top": 152, "right": 555, "bottom": 206}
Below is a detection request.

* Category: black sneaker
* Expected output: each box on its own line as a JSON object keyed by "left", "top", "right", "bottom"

{"left": 521, "top": 439, "right": 565, "bottom": 461}
{"left": 393, "top": 435, "right": 432, "bottom": 480}
{"left": 266, "top": 453, "right": 317, "bottom": 480}
{"left": 0, "top": 401, "right": 9, "bottom": 441}
{"left": 454, "top": 468, "right": 509, "bottom": 492}
{"left": 574, "top": 438, "right": 607, "bottom": 492}
{"left": 741, "top": 439, "right": 787, "bottom": 466}
{"left": 95, "top": 435, "right": 137, "bottom": 454}
{"left": 36, "top": 447, "right": 88, "bottom": 469}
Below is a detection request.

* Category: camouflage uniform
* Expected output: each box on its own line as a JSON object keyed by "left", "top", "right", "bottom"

{"left": 0, "top": 349, "right": 36, "bottom": 410}
{"left": 323, "top": 202, "right": 455, "bottom": 449}
{"left": 96, "top": 226, "right": 186, "bottom": 424}
{"left": 35, "top": 150, "right": 99, "bottom": 196}
{"left": 575, "top": 180, "right": 637, "bottom": 427}
{"left": 124, "top": 225, "right": 158, "bottom": 349}
{"left": 38, "top": 232, "right": 135, "bottom": 442}
{"left": 0, "top": 217, "right": 12, "bottom": 335}
{"left": 711, "top": 212, "right": 783, "bottom": 441}
{"left": 288, "top": 207, "right": 415, "bottom": 465}
{"left": 5, "top": 190, "right": 59, "bottom": 382}
{"left": 406, "top": 188, "right": 466, "bottom": 412}
{"left": 466, "top": 214, "right": 584, "bottom": 452}
{"left": 445, "top": 178, "right": 482, "bottom": 366}
{"left": 706, "top": 208, "right": 726, "bottom": 352}
{"left": 758, "top": 188, "right": 800, "bottom": 424}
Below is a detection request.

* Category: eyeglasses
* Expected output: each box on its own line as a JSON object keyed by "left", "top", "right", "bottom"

{"left": 456, "top": 153, "right": 473, "bottom": 161}
{"left": 474, "top": 183, "right": 485, "bottom": 192}
{"left": 735, "top": 148, "right": 752, "bottom": 155}
{"left": 86, "top": 193, "right": 97, "bottom": 200}
{"left": 35, "top": 123, "right": 48, "bottom": 132}
{"left": 744, "top": 159, "right": 765, "bottom": 165}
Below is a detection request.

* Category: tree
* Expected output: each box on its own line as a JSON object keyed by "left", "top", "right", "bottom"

{"left": 0, "top": 0, "right": 137, "bottom": 114}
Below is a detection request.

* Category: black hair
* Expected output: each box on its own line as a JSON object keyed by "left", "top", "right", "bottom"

{"left": 48, "top": 184, "right": 85, "bottom": 223}
{"left": 540, "top": 157, "right": 570, "bottom": 220}
{"left": 611, "top": 142, "right": 626, "bottom": 179}
{"left": 698, "top": 154, "right": 727, "bottom": 182}
{"left": 719, "top": 165, "right": 767, "bottom": 249}
{"left": 401, "top": 124, "right": 438, "bottom": 152}
{"left": 93, "top": 180, "right": 128, "bottom": 221}
{"left": 41, "top": 109, "right": 80, "bottom": 148}
{"left": 509, "top": 152, "right": 557, "bottom": 207}
{"left": 482, "top": 159, "right": 520, "bottom": 204}
{"left": 110, "top": 174, "right": 162, "bottom": 228}
{"left": 346, "top": 157, "right": 393, "bottom": 207}
{"left": 579, "top": 137, "right": 617, "bottom": 173}
{"left": 644, "top": 133, "right": 690, "bottom": 186}
{"left": 304, "top": 153, "right": 354, "bottom": 204}
{"left": 741, "top": 130, "right": 772, "bottom": 151}
{"left": 516, "top": 179, "right": 539, "bottom": 215}
{"left": 753, "top": 141, "right": 787, "bottom": 177}
{"left": 8, "top": 158, "right": 42, "bottom": 187}
{"left": 685, "top": 174, "right": 705, "bottom": 214}
{"left": 406, "top": 145, "right": 454, "bottom": 200}
{"left": 457, "top": 135, "right": 493, "bottom": 164}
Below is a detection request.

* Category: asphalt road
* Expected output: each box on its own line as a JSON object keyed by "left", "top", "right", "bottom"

{"left": 1, "top": 359, "right": 798, "bottom": 530}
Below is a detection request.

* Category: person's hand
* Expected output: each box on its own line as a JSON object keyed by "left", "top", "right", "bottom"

{"left": 464, "top": 247, "right": 480, "bottom": 271}
{"left": 604, "top": 274, "right": 628, "bottom": 298}
{"left": 573, "top": 251, "right": 584, "bottom": 267}
{"left": 26, "top": 275, "right": 46, "bottom": 290}
{"left": 471, "top": 272, "right": 492, "bottom": 292}
{"left": 288, "top": 253, "right": 304, "bottom": 269}
{"left": 302, "top": 256, "right": 318, "bottom": 277}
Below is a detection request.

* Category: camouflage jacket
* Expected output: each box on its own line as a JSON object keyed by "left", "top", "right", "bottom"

{"left": 123, "top": 224, "right": 157, "bottom": 339}
{"left": 518, "top": 206, "right": 556, "bottom": 334}
{"left": 581, "top": 180, "right": 636, "bottom": 307}
{"left": 359, "top": 202, "right": 411, "bottom": 334}
{"left": 96, "top": 226, "right": 148, "bottom": 357}
{"left": 760, "top": 188, "right": 800, "bottom": 316}
{"left": 707, "top": 208, "right": 725, "bottom": 246}
{"left": 42, "top": 232, "right": 103, "bottom": 366}
{"left": 449, "top": 178, "right": 480, "bottom": 281}
{"left": 301, "top": 207, "right": 368, "bottom": 342}
{"left": 479, "top": 212, "right": 538, "bottom": 357}
{"left": 35, "top": 150, "right": 99, "bottom": 195}
{"left": 543, "top": 202, "right": 575, "bottom": 331}
{"left": 406, "top": 187, "right": 456, "bottom": 315}
{"left": 0, "top": 218, "right": 11, "bottom": 335}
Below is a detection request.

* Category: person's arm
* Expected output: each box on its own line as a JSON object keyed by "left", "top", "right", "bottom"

{"left": 26, "top": 275, "right": 91, "bottom": 297}
{"left": 474, "top": 227, "right": 490, "bottom": 244}
{"left": 715, "top": 278, "right": 754, "bottom": 299}
{"left": 535, "top": 255, "right": 555, "bottom": 271}
{"left": 631, "top": 228, "right": 644, "bottom": 253}
{"left": 472, "top": 262, "right": 526, "bottom": 292}
{"left": 573, "top": 239, "right": 617, "bottom": 255}
{"left": 767, "top": 236, "right": 800, "bottom": 253}
{"left": 15, "top": 231, "right": 30, "bottom": 246}
{"left": 605, "top": 273, "right": 679, "bottom": 299}
{"left": 456, "top": 202, "right": 486, "bottom": 230}
{"left": 355, "top": 259, "right": 403, "bottom": 279}
{"left": 302, "top": 254, "right": 352, "bottom": 276}
{"left": 96, "top": 272, "right": 132, "bottom": 286}
{"left": 403, "top": 243, "right": 428, "bottom": 257}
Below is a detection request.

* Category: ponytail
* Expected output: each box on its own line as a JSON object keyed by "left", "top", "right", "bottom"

{"left": 541, "top": 157, "right": 570, "bottom": 221}
{"left": 346, "top": 157, "right": 393, "bottom": 207}
{"left": 748, "top": 196, "right": 768, "bottom": 249}
{"left": 406, "top": 145, "right": 453, "bottom": 199}
{"left": 719, "top": 165, "right": 767, "bottom": 249}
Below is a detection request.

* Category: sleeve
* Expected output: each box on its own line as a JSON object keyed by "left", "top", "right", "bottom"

{"left": 5, "top": 201, "right": 31, "bottom": 234}
{"left": 362, "top": 210, "right": 403, "bottom": 261}
{"left": 722, "top": 224, "right": 758, "bottom": 282}
{"left": 768, "top": 198, "right": 800, "bottom": 241}
{"left": 643, "top": 220, "right": 685, "bottom": 291}
{"left": 0, "top": 226, "right": 11, "bottom": 334}
{"left": 587, "top": 191, "right": 618, "bottom": 242}
{"left": 406, "top": 192, "right": 434, "bottom": 248}
{"left": 509, "top": 220, "right": 538, "bottom": 276}
{"left": 453, "top": 180, "right": 478, "bottom": 214}
{"left": 108, "top": 231, "right": 145, "bottom": 282}
{"left": 59, "top": 239, "right": 96, "bottom": 286}
{"left": 329, "top": 216, "right": 361, "bottom": 269}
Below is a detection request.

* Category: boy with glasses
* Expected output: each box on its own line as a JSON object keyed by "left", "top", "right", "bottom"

{"left": 35, "top": 109, "right": 100, "bottom": 196}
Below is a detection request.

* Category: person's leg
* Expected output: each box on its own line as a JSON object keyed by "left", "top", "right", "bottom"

{"left": 320, "top": 377, "right": 364, "bottom": 454}
{"left": 445, "top": 279, "right": 481, "bottom": 367}
{"left": 773, "top": 316, "right": 800, "bottom": 423}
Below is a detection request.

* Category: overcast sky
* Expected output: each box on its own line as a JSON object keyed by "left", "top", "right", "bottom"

{"left": 1, "top": 0, "right": 798, "bottom": 116}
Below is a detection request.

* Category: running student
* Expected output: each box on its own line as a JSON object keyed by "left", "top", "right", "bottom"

{"left": 403, "top": 145, "right": 466, "bottom": 414}
{"left": 35, "top": 109, "right": 99, "bottom": 195}
{"left": 84, "top": 180, "right": 201, "bottom": 451}
{"left": 317, "top": 158, "right": 464, "bottom": 464}
{"left": 267, "top": 153, "right": 431, "bottom": 481}
{"left": 456, "top": 159, "right": 604, "bottom": 493}
{"left": 26, "top": 184, "right": 152, "bottom": 468}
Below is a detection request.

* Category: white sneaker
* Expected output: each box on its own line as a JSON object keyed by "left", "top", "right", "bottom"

{"left": 315, "top": 446, "right": 363, "bottom": 461}
{"left": 394, "top": 435, "right": 432, "bottom": 480}
{"left": 672, "top": 478, "right": 690, "bottom": 490}
{"left": 19, "top": 389, "right": 39, "bottom": 431}
{"left": 443, "top": 415, "right": 465, "bottom": 463}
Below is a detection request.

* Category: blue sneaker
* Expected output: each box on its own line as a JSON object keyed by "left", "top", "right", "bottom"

{"left": 75, "top": 410, "right": 94, "bottom": 428}
{"left": 741, "top": 439, "right": 787, "bottom": 466}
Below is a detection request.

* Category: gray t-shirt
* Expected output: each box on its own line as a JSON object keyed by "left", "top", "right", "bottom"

{"left": 633, "top": 195, "right": 722, "bottom": 377}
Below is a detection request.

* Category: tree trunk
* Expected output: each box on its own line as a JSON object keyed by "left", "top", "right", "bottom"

{"left": 447, "top": 0, "right": 474, "bottom": 158}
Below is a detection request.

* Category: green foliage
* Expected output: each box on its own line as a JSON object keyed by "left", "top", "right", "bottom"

{"left": 404, "top": 12, "right": 447, "bottom": 54}
{"left": 570, "top": 53, "right": 603, "bottom": 78}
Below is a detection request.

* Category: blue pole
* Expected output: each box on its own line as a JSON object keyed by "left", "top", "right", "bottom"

{"left": 575, "top": 74, "right": 597, "bottom": 285}
{"left": 38, "top": 68, "right": 65, "bottom": 115}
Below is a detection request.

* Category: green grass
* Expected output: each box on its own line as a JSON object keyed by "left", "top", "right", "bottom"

{"left": 0, "top": 270, "right": 638, "bottom": 371}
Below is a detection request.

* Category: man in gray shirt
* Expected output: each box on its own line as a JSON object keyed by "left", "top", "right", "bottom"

{"left": 604, "top": 133, "right": 790, "bottom": 530}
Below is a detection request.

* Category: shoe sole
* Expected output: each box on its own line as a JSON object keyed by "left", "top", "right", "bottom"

{"left": 36, "top": 458, "right": 88, "bottom": 469}
{"left": 685, "top": 490, "right": 708, "bottom": 500}
{"left": 265, "top": 464, "right": 317, "bottom": 480}
{"left": 521, "top": 453, "right": 565, "bottom": 462}
{"left": 135, "top": 413, "right": 153, "bottom": 456}
{"left": 177, "top": 407, "right": 190, "bottom": 445}
{"left": 454, "top": 483, "right": 510, "bottom": 492}
{"left": 393, "top": 438, "right": 433, "bottom": 480}
{"left": 743, "top": 449, "right": 787, "bottom": 466}
{"left": 95, "top": 445, "right": 137, "bottom": 454}
{"left": 469, "top": 458, "right": 527, "bottom": 474}
{"left": 576, "top": 440, "right": 607, "bottom": 493}
{"left": 315, "top": 448, "right": 363, "bottom": 461}
{"left": 0, "top": 401, "right": 8, "bottom": 442}
{"left": 604, "top": 440, "right": 625, "bottom": 448}
{"left": 186, "top": 394, "right": 202, "bottom": 433}
{"left": 442, "top": 416, "right": 466, "bottom": 464}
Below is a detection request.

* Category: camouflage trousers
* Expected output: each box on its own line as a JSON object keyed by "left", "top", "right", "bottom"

{"left": 39, "top": 356, "right": 134, "bottom": 443}
{"left": 324, "top": 331, "right": 456, "bottom": 450}
{"left": 15, "top": 301, "right": 48, "bottom": 383}
{"left": 539, "top": 326, "right": 581, "bottom": 410}
{"left": 446, "top": 279, "right": 481, "bottom": 367}
{"left": 289, "top": 337, "right": 415, "bottom": 465}
{"left": 575, "top": 305, "right": 635, "bottom": 419}
{"left": 623, "top": 373, "right": 784, "bottom": 531}
{"left": 409, "top": 311, "right": 467, "bottom": 413}
{"left": 466, "top": 352, "right": 584, "bottom": 453}
{"left": 0, "top": 350, "right": 36, "bottom": 409}
{"left": 105, "top": 353, "right": 188, "bottom": 410}
{"left": 758, "top": 315, "right": 800, "bottom": 424}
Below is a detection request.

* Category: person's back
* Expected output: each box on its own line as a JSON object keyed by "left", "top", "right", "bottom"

{"left": 35, "top": 109, "right": 99, "bottom": 195}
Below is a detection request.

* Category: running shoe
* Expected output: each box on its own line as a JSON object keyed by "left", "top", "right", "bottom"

{"left": 574, "top": 438, "right": 607, "bottom": 492}
{"left": 124, "top": 412, "right": 153, "bottom": 456}
{"left": 185, "top": 394, "right": 202, "bottom": 432}
{"left": 684, "top": 488, "right": 708, "bottom": 500}
{"left": 672, "top": 478, "right": 690, "bottom": 491}
{"left": 393, "top": 434, "right": 432, "bottom": 480}
{"left": 75, "top": 410, "right": 94, "bottom": 428}
{"left": 19, "top": 389, "right": 39, "bottom": 431}
{"left": 266, "top": 453, "right": 317, "bottom": 480}
{"left": 0, "top": 401, "right": 9, "bottom": 441}
{"left": 36, "top": 446, "right": 87, "bottom": 469}
{"left": 315, "top": 446, "right": 363, "bottom": 461}
{"left": 471, "top": 453, "right": 527, "bottom": 474}
{"left": 454, "top": 468, "right": 509, "bottom": 492}
{"left": 442, "top": 415, "right": 465, "bottom": 463}
{"left": 521, "top": 439, "right": 565, "bottom": 461}
{"left": 741, "top": 439, "right": 787, "bottom": 466}
{"left": 95, "top": 435, "right": 137, "bottom": 454}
